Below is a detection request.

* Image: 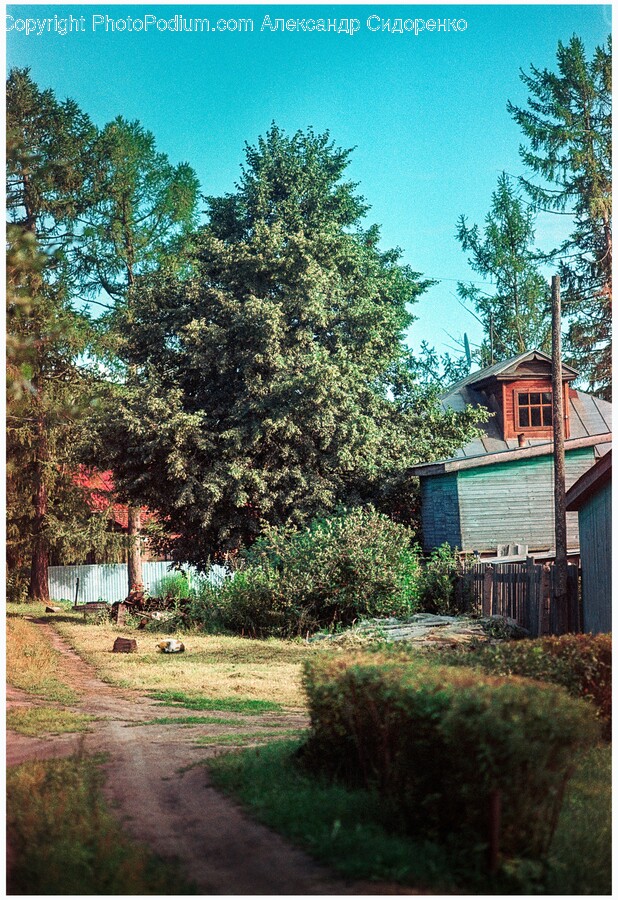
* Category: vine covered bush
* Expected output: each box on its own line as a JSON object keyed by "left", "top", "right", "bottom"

{"left": 188, "top": 508, "right": 423, "bottom": 637}
{"left": 301, "top": 653, "right": 599, "bottom": 868}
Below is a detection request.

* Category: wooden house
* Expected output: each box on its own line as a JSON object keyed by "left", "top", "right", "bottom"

{"left": 565, "top": 451, "right": 612, "bottom": 633}
{"left": 410, "top": 350, "right": 612, "bottom": 554}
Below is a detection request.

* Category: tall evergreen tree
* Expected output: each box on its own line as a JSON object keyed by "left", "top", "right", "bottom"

{"left": 79, "top": 117, "right": 200, "bottom": 590}
{"left": 456, "top": 173, "right": 552, "bottom": 366}
{"left": 6, "top": 70, "right": 107, "bottom": 601}
{"left": 95, "top": 126, "right": 482, "bottom": 564}
{"left": 508, "top": 34, "right": 612, "bottom": 397}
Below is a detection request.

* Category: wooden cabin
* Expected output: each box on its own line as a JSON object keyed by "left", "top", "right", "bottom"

{"left": 410, "top": 350, "right": 612, "bottom": 554}
{"left": 566, "top": 451, "right": 612, "bottom": 633}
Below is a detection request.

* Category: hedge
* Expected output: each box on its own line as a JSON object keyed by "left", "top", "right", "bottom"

{"left": 443, "top": 634, "right": 611, "bottom": 738}
{"left": 301, "top": 654, "right": 599, "bottom": 867}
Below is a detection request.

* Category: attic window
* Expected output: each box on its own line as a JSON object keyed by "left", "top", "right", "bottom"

{"left": 517, "top": 391, "right": 552, "bottom": 428}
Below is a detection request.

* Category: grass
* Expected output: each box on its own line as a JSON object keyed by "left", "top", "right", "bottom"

{"left": 546, "top": 744, "right": 612, "bottom": 895}
{"left": 52, "top": 618, "right": 317, "bottom": 706}
{"left": 7, "top": 707, "right": 98, "bottom": 737}
{"left": 7, "top": 753, "right": 196, "bottom": 895}
{"left": 195, "top": 728, "right": 306, "bottom": 746}
{"left": 127, "top": 715, "right": 251, "bottom": 727}
{"left": 150, "top": 690, "right": 283, "bottom": 714}
{"left": 6, "top": 615, "right": 80, "bottom": 705}
{"left": 207, "top": 740, "right": 612, "bottom": 894}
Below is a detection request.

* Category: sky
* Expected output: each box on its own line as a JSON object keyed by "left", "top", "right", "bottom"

{"left": 5, "top": 2, "right": 612, "bottom": 357}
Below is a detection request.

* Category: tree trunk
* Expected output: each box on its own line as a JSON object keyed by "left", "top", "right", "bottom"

{"left": 127, "top": 503, "right": 143, "bottom": 592}
{"left": 28, "top": 422, "right": 50, "bottom": 603}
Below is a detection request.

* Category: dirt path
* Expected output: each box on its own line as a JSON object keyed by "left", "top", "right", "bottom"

{"left": 7, "top": 619, "right": 420, "bottom": 895}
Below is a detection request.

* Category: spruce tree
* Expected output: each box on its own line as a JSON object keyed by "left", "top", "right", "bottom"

{"left": 508, "top": 35, "right": 612, "bottom": 397}
{"left": 97, "top": 125, "right": 482, "bottom": 563}
{"left": 456, "top": 173, "right": 552, "bottom": 365}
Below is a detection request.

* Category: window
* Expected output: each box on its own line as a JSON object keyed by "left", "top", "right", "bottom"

{"left": 518, "top": 391, "right": 552, "bottom": 428}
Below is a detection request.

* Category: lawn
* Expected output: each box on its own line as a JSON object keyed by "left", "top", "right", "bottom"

{"left": 50, "top": 613, "right": 320, "bottom": 708}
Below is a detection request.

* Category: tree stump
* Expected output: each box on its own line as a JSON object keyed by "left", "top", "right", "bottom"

{"left": 112, "top": 637, "right": 137, "bottom": 653}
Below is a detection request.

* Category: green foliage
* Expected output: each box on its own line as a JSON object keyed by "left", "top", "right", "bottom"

{"left": 6, "top": 69, "right": 121, "bottom": 600}
{"left": 154, "top": 572, "right": 193, "bottom": 601}
{"left": 7, "top": 755, "right": 196, "bottom": 894}
{"left": 302, "top": 653, "right": 599, "bottom": 871}
{"left": 442, "top": 633, "right": 612, "bottom": 738}
{"left": 208, "top": 740, "right": 457, "bottom": 890}
{"left": 508, "top": 35, "right": 612, "bottom": 398}
{"left": 208, "top": 741, "right": 610, "bottom": 894}
{"left": 188, "top": 508, "right": 423, "bottom": 637}
{"left": 95, "top": 124, "right": 483, "bottom": 562}
{"left": 546, "top": 745, "right": 612, "bottom": 895}
{"left": 456, "top": 173, "right": 551, "bottom": 367}
{"left": 417, "top": 543, "right": 466, "bottom": 614}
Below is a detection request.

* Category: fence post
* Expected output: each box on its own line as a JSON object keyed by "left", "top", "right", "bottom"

{"left": 540, "top": 563, "right": 552, "bottom": 635}
{"left": 483, "top": 565, "right": 494, "bottom": 616}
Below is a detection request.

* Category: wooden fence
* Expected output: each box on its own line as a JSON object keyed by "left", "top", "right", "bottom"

{"left": 462, "top": 559, "right": 581, "bottom": 638}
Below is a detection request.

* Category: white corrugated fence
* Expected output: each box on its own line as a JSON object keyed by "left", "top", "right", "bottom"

{"left": 47, "top": 562, "right": 228, "bottom": 604}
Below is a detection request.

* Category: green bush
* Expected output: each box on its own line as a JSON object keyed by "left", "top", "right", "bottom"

{"left": 301, "top": 653, "right": 599, "bottom": 869}
{"left": 442, "top": 633, "right": 612, "bottom": 738}
{"left": 153, "top": 571, "right": 194, "bottom": 601}
{"left": 188, "top": 508, "right": 423, "bottom": 637}
{"left": 418, "top": 543, "right": 467, "bottom": 614}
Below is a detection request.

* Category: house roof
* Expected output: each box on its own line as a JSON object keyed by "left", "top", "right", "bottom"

{"left": 73, "top": 468, "right": 157, "bottom": 530}
{"left": 565, "top": 450, "right": 612, "bottom": 511}
{"left": 445, "top": 349, "right": 578, "bottom": 395}
{"left": 409, "top": 351, "right": 612, "bottom": 476}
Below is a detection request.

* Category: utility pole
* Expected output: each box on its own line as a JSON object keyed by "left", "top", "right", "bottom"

{"left": 551, "top": 275, "right": 568, "bottom": 633}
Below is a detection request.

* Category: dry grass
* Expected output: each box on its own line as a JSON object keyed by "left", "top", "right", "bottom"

{"left": 6, "top": 615, "right": 79, "bottom": 704}
{"left": 53, "top": 620, "right": 322, "bottom": 708}
{"left": 7, "top": 707, "right": 98, "bottom": 737}
{"left": 7, "top": 754, "right": 196, "bottom": 894}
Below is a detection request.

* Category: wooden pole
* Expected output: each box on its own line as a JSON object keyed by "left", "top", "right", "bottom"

{"left": 551, "top": 275, "right": 568, "bottom": 634}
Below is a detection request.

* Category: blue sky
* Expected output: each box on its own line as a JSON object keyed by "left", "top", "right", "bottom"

{"left": 6, "top": 3, "right": 612, "bottom": 356}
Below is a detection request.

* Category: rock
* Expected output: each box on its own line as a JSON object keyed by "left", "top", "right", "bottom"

{"left": 45, "top": 605, "right": 62, "bottom": 613}
{"left": 113, "top": 637, "right": 137, "bottom": 653}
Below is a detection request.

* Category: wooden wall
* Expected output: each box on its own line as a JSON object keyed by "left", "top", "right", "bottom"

{"left": 578, "top": 480, "right": 612, "bottom": 634}
{"left": 420, "top": 446, "right": 596, "bottom": 552}
{"left": 420, "top": 473, "right": 461, "bottom": 550}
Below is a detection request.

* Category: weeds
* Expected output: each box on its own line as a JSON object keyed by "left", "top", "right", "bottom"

{"left": 7, "top": 753, "right": 196, "bottom": 894}
{"left": 6, "top": 616, "right": 79, "bottom": 704}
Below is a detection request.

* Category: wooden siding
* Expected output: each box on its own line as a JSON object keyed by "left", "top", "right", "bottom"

{"left": 420, "top": 473, "right": 461, "bottom": 551}
{"left": 578, "top": 480, "right": 612, "bottom": 633}
{"left": 454, "top": 446, "right": 595, "bottom": 552}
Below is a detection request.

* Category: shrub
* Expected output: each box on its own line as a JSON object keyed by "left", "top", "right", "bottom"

{"left": 443, "top": 634, "right": 611, "bottom": 738}
{"left": 417, "top": 543, "right": 467, "bottom": 614}
{"left": 301, "top": 653, "right": 599, "bottom": 869}
{"left": 188, "top": 508, "right": 423, "bottom": 637}
{"left": 154, "top": 571, "right": 194, "bottom": 601}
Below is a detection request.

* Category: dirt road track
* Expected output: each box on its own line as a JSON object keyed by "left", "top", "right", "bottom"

{"left": 7, "top": 620, "right": 421, "bottom": 895}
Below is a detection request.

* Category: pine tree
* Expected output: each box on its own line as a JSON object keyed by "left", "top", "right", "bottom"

{"left": 6, "top": 70, "right": 106, "bottom": 601}
{"left": 95, "top": 125, "right": 483, "bottom": 564}
{"left": 78, "top": 116, "right": 200, "bottom": 590}
{"left": 508, "top": 35, "right": 612, "bottom": 397}
{"left": 456, "top": 173, "right": 552, "bottom": 366}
